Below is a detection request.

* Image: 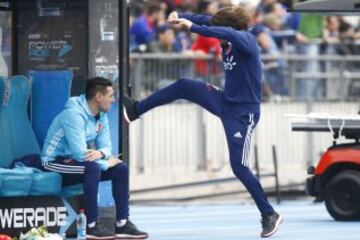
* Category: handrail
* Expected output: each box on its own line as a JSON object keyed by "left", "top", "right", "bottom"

{"left": 130, "top": 52, "right": 360, "bottom": 61}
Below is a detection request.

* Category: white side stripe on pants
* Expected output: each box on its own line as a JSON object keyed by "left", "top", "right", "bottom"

{"left": 43, "top": 162, "right": 85, "bottom": 174}
{"left": 241, "top": 115, "right": 255, "bottom": 167}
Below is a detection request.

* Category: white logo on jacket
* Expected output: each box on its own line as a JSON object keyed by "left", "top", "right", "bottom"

{"left": 223, "top": 55, "right": 237, "bottom": 71}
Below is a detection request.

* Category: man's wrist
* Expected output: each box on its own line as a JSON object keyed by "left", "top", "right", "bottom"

{"left": 99, "top": 150, "right": 105, "bottom": 159}
{"left": 187, "top": 21, "right": 193, "bottom": 29}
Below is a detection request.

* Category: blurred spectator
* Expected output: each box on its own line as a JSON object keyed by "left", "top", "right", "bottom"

{"left": 191, "top": 34, "right": 222, "bottom": 76}
{"left": 129, "top": 0, "right": 145, "bottom": 18}
{"left": 257, "top": 0, "right": 277, "bottom": 15}
{"left": 298, "top": 14, "right": 324, "bottom": 40}
{"left": 264, "top": 2, "right": 286, "bottom": 22}
{"left": 160, "top": 0, "right": 175, "bottom": 16}
{"left": 175, "top": 27, "right": 193, "bottom": 51}
{"left": 218, "top": 0, "right": 233, "bottom": 8}
{"left": 296, "top": 13, "right": 325, "bottom": 100}
{"left": 265, "top": 1, "right": 300, "bottom": 31}
{"left": 148, "top": 25, "right": 182, "bottom": 53}
{"left": 191, "top": 0, "right": 221, "bottom": 76}
{"left": 197, "top": 0, "right": 219, "bottom": 16}
{"left": 323, "top": 16, "right": 340, "bottom": 45}
{"left": 263, "top": 13, "right": 282, "bottom": 31}
{"left": 130, "top": 1, "right": 165, "bottom": 49}
{"left": 256, "top": 14, "right": 289, "bottom": 96}
{"left": 354, "top": 19, "right": 360, "bottom": 40}
{"left": 145, "top": 25, "right": 186, "bottom": 90}
{"left": 339, "top": 18, "right": 355, "bottom": 41}
{"left": 323, "top": 16, "right": 342, "bottom": 99}
{"left": 176, "top": 0, "right": 198, "bottom": 12}
{"left": 263, "top": 2, "right": 303, "bottom": 51}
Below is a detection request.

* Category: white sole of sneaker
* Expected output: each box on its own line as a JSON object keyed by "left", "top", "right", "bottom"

{"left": 115, "top": 233, "right": 148, "bottom": 239}
{"left": 123, "top": 106, "right": 131, "bottom": 124}
{"left": 261, "top": 215, "right": 284, "bottom": 238}
{"left": 86, "top": 234, "right": 116, "bottom": 240}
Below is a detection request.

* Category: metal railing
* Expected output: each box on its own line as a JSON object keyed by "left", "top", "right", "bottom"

{"left": 129, "top": 51, "right": 360, "bottom": 101}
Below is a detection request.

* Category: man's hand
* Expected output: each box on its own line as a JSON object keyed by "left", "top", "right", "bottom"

{"left": 85, "top": 150, "right": 103, "bottom": 161}
{"left": 167, "top": 11, "right": 178, "bottom": 23}
{"left": 107, "top": 156, "right": 122, "bottom": 168}
{"left": 168, "top": 18, "right": 193, "bottom": 30}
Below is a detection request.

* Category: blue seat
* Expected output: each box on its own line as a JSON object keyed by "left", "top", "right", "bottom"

{"left": 0, "top": 167, "right": 33, "bottom": 196}
{"left": 29, "top": 70, "right": 73, "bottom": 148}
{"left": 10, "top": 154, "right": 63, "bottom": 196}
{"left": 0, "top": 76, "right": 41, "bottom": 167}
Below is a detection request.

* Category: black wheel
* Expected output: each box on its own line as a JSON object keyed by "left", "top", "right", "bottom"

{"left": 324, "top": 170, "right": 360, "bottom": 221}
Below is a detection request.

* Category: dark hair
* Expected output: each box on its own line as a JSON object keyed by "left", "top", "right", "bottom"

{"left": 85, "top": 77, "right": 112, "bottom": 100}
{"left": 197, "top": 0, "right": 211, "bottom": 14}
{"left": 145, "top": 2, "right": 162, "bottom": 15}
{"left": 263, "top": 3, "right": 273, "bottom": 14}
{"left": 211, "top": 6, "right": 251, "bottom": 31}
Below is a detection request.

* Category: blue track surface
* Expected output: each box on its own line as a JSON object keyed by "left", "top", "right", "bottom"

{"left": 126, "top": 200, "right": 360, "bottom": 240}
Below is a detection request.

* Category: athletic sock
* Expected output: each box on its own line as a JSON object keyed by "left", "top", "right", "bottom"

{"left": 88, "top": 222, "right": 96, "bottom": 228}
{"left": 116, "top": 219, "right": 127, "bottom": 227}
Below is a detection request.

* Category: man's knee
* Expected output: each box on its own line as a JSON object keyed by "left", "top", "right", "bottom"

{"left": 112, "top": 163, "right": 129, "bottom": 179}
{"left": 176, "top": 78, "right": 191, "bottom": 88}
{"left": 84, "top": 161, "right": 101, "bottom": 177}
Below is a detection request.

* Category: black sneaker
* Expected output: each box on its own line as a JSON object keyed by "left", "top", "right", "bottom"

{"left": 123, "top": 95, "right": 139, "bottom": 123}
{"left": 115, "top": 220, "right": 148, "bottom": 239}
{"left": 260, "top": 212, "right": 283, "bottom": 238}
{"left": 87, "top": 222, "right": 115, "bottom": 240}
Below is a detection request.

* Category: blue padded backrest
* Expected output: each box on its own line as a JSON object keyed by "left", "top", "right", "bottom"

{"left": 0, "top": 77, "right": 14, "bottom": 166}
{"left": 0, "top": 76, "right": 4, "bottom": 102}
{"left": 0, "top": 75, "right": 41, "bottom": 167}
{"left": 29, "top": 70, "right": 72, "bottom": 148}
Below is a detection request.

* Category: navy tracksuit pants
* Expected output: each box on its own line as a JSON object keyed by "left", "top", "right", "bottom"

{"left": 42, "top": 158, "right": 129, "bottom": 224}
{"left": 136, "top": 78, "right": 275, "bottom": 215}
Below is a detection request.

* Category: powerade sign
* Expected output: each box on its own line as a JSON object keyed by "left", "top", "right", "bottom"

{"left": 0, "top": 0, "right": 11, "bottom": 11}
{"left": 0, "top": 207, "right": 67, "bottom": 228}
{"left": 16, "top": 0, "right": 88, "bottom": 95}
{"left": 0, "top": 196, "right": 81, "bottom": 236}
{"left": 28, "top": 38, "right": 72, "bottom": 58}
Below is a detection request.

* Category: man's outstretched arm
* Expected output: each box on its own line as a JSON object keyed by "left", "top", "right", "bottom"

{"left": 170, "top": 17, "right": 256, "bottom": 55}
{"left": 177, "top": 12, "right": 212, "bottom": 26}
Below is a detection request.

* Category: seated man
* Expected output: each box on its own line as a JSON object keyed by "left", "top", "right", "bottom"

{"left": 41, "top": 77, "right": 148, "bottom": 239}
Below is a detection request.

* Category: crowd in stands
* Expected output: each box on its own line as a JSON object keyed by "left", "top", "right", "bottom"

{"left": 128, "top": 0, "right": 360, "bottom": 100}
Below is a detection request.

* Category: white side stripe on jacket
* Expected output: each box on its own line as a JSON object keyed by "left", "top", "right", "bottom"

{"left": 45, "top": 128, "right": 65, "bottom": 160}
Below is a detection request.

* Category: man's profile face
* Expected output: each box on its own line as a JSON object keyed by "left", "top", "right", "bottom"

{"left": 97, "top": 86, "right": 114, "bottom": 113}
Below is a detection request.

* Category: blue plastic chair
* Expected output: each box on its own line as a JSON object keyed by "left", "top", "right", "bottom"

{"left": 29, "top": 70, "right": 73, "bottom": 148}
